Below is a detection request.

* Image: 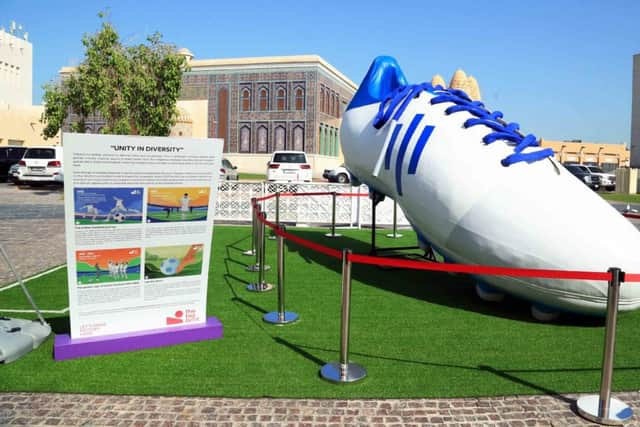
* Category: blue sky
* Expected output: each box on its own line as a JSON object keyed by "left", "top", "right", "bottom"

{"left": 3, "top": 0, "right": 640, "bottom": 144}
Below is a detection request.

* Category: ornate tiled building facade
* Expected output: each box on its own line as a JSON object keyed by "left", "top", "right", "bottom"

{"left": 179, "top": 55, "right": 357, "bottom": 158}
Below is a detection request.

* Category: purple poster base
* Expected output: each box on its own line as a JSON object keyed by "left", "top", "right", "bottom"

{"left": 53, "top": 316, "right": 223, "bottom": 361}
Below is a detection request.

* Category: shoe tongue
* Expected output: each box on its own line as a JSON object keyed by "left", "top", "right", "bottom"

{"left": 347, "top": 56, "right": 408, "bottom": 111}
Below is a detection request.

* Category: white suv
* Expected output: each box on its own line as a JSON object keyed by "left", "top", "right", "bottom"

{"left": 267, "top": 151, "right": 312, "bottom": 182}
{"left": 17, "top": 146, "right": 64, "bottom": 185}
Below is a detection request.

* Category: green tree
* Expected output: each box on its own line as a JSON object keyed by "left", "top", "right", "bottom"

{"left": 41, "top": 15, "right": 187, "bottom": 138}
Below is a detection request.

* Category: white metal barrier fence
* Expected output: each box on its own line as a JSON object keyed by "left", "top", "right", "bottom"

{"left": 215, "top": 181, "right": 411, "bottom": 228}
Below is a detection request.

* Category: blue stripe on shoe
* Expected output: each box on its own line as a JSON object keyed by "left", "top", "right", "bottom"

{"left": 384, "top": 124, "right": 403, "bottom": 170}
{"left": 408, "top": 125, "right": 434, "bottom": 174}
{"left": 395, "top": 114, "right": 423, "bottom": 196}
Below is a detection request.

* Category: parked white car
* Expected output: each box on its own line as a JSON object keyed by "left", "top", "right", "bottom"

{"left": 323, "top": 164, "right": 353, "bottom": 184}
{"left": 266, "top": 151, "right": 312, "bottom": 182}
{"left": 17, "top": 146, "right": 64, "bottom": 185}
{"left": 584, "top": 165, "right": 615, "bottom": 191}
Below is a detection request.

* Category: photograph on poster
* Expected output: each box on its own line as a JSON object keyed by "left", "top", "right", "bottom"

{"left": 74, "top": 187, "right": 144, "bottom": 225}
{"left": 144, "top": 244, "right": 204, "bottom": 279}
{"left": 76, "top": 248, "right": 142, "bottom": 285}
{"left": 146, "top": 187, "right": 210, "bottom": 223}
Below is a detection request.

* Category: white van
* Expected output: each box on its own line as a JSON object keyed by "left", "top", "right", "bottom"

{"left": 17, "top": 146, "right": 64, "bottom": 185}
{"left": 266, "top": 151, "right": 312, "bottom": 182}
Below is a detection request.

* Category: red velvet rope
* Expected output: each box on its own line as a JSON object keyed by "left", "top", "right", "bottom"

{"left": 249, "top": 192, "right": 640, "bottom": 283}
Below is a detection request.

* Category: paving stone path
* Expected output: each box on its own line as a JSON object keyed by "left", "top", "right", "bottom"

{"left": 1, "top": 183, "right": 639, "bottom": 425}
{"left": 0, "top": 184, "right": 66, "bottom": 285}
{"left": 1, "top": 391, "right": 639, "bottom": 426}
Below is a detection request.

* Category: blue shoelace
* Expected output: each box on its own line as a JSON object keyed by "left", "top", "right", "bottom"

{"left": 372, "top": 83, "right": 554, "bottom": 166}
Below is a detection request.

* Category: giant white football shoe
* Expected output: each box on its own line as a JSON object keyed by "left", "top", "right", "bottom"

{"left": 341, "top": 56, "right": 640, "bottom": 319}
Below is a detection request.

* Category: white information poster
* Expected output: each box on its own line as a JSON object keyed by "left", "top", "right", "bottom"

{"left": 63, "top": 133, "right": 223, "bottom": 339}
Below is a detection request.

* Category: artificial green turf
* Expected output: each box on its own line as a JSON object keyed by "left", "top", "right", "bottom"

{"left": 1, "top": 225, "right": 639, "bottom": 398}
{"left": 600, "top": 192, "right": 640, "bottom": 204}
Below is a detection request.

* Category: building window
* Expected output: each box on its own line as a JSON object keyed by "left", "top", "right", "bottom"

{"left": 257, "top": 125, "right": 268, "bottom": 152}
{"left": 293, "top": 125, "right": 304, "bottom": 151}
{"left": 258, "top": 87, "right": 269, "bottom": 111}
{"left": 320, "top": 88, "right": 325, "bottom": 114}
{"left": 275, "top": 125, "right": 286, "bottom": 151}
{"left": 241, "top": 88, "right": 251, "bottom": 111}
{"left": 336, "top": 96, "right": 341, "bottom": 118}
{"left": 319, "top": 125, "right": 325, "bottom": 155}
{"left": 276, "top": 87, "right": 286, "bottom": 111}
{"left": 217, "top": 87, "right": 229, "bottom": 143}
{"left": 330, "top": 93, "right": 335, "bottom": 116}
{"left": 240, "top": 126, "right": 251, "bottom": 153}
{"left": 294, "top": 87, "right": 305, "bottom": 110}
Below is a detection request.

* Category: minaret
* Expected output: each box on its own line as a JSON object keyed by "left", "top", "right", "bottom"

{"left": 431, "top": 74, "right": 446, "bottom": 89}
{"left": 467, "top": 75, "right": 481, "bottom": 100}
{"left": 449, "top": 69, "right": 469, "bottom": 93}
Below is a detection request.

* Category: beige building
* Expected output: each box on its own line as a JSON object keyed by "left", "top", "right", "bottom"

{"left": 540, "top": 139, "right": 629, "bottom": 172}
{"left": 0, "top": 21, "right": 60, "bottom": 148}
{"left": 0, "top": 23, "right": 32, "bottom": 108}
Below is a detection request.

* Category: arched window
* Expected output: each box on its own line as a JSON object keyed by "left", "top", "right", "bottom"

{"left": 293, "top": 125, "right": 304, "bottom": 151}
{"left": 319, "top": 125, "right": 325, "bottom": 155}
{"left": 241, "top": 88, "right": 251, "bottom": 111}
{"left": 240, "top": 126, "right": 251, "bottom": 153}
{"left": 217, "top": 87, "right": 229, "bottom": 142}
{"left": 276, "top": 87, "right": 286, "bottom": 111}
{"left": 294, "top": 87, "right": 305, "bottom": 110}
{"left": 258, "top": 87, "right": 269, "bottom": 111}
{"left": 335, "top": 96, "right": 341, "bottom": 118}
{"left": 320, "top": 88, "right": 325, "bottom": 114}
{"left": 330, "top": 93, "right": 335, "bottom": 116}
{"left": 257, "top": 125, "right": 268, "bottom": 152}
{"left": 275, "top": 125, "right": 286, "bottom": 151}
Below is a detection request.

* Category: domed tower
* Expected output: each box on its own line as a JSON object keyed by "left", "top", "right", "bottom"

{"left": 449, "top": 69, "right": 468, "bottom": 93}
{"left": 431, "top": 74, "right": 447, "bottom": 89}
{"left": 467, "top": 75, "right": 481, "bottom": 101}
{"left": 177, "top": 47, "right": 194, "bottom": 63}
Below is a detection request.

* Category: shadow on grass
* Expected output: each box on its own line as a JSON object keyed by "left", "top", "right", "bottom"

{"left": 46, "top": 316, "right": 70, "bottom": 335}
{"left": 274, "top": 337, "right": 640, "bottom": 399}
{"left": 281, "top": 228, "right": 605, "bottom": 327}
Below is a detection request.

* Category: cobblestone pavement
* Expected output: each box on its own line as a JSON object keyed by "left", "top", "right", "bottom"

{"left": 1, "top": 183, "right": 639, "bottom": 426}
{"left": 0, "top": 183, "right": 66, "bottom": 285}
{"left": 1, "top": 391, "right": 639, "bottom": 426}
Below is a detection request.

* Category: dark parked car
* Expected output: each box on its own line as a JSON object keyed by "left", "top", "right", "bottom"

{"left": 564, "top": 164, "right": 600, "bottom": 190}
{"left": 0, "top": 146, "right": 28, "bottom": 182}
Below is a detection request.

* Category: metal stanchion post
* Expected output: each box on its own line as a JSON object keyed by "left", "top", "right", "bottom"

{"left": 576, "top": 267, "right": 632, "bottom": 425}
{"left": 246, "top": 203, "right": 270, "bottom": 272}
{"left": 269, "top": 192, "right": 279, "bottom": 240}
{"left": 320, "top": 249, "right": 367, "bottom": 383}
{"left": 247, "top": 211, "right": 273, "bottom": 292}
{"left": 264, "top": 227, "right": 298, "bottom": 324}
{"left": 242, "top": 197, "right": 257, "bottom": 256}
{"left": 325, "top": 192, "right": 342, "bottom": 238}
{"left": 369, "top": 196, "right": 377, "bottom": 255}
{"left": 386, "top": 200, "right": 403, "bottom": 238}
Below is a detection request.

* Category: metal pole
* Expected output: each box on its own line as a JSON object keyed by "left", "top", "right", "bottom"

{"left": 0, "top": 245, "right": 47, "bottom": 325}
{"left": 325, "top": 192, "right": 342, "bottom": 238}
{"left": 247, "top": 211, "right": 273, "bottom": 292}
{"left": 268, "top": 192, "right": 280, "bottom": 240}
{"left": 320, "top": 249, "right": 366, "bottom": 383}
{"left": 576, "top": 267, "right": 632, "bottom": 425}
{"left": 243, "top": 197, "right": 257, "bottom": 256}
{"left": 263, "top": 227, "right": 298, "bottom": 324}
{"left": 370, "top": 196, "right": 377, "bottom": 255}
{"left": 386, "top": 200, "right": 403, "bottom": 238}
